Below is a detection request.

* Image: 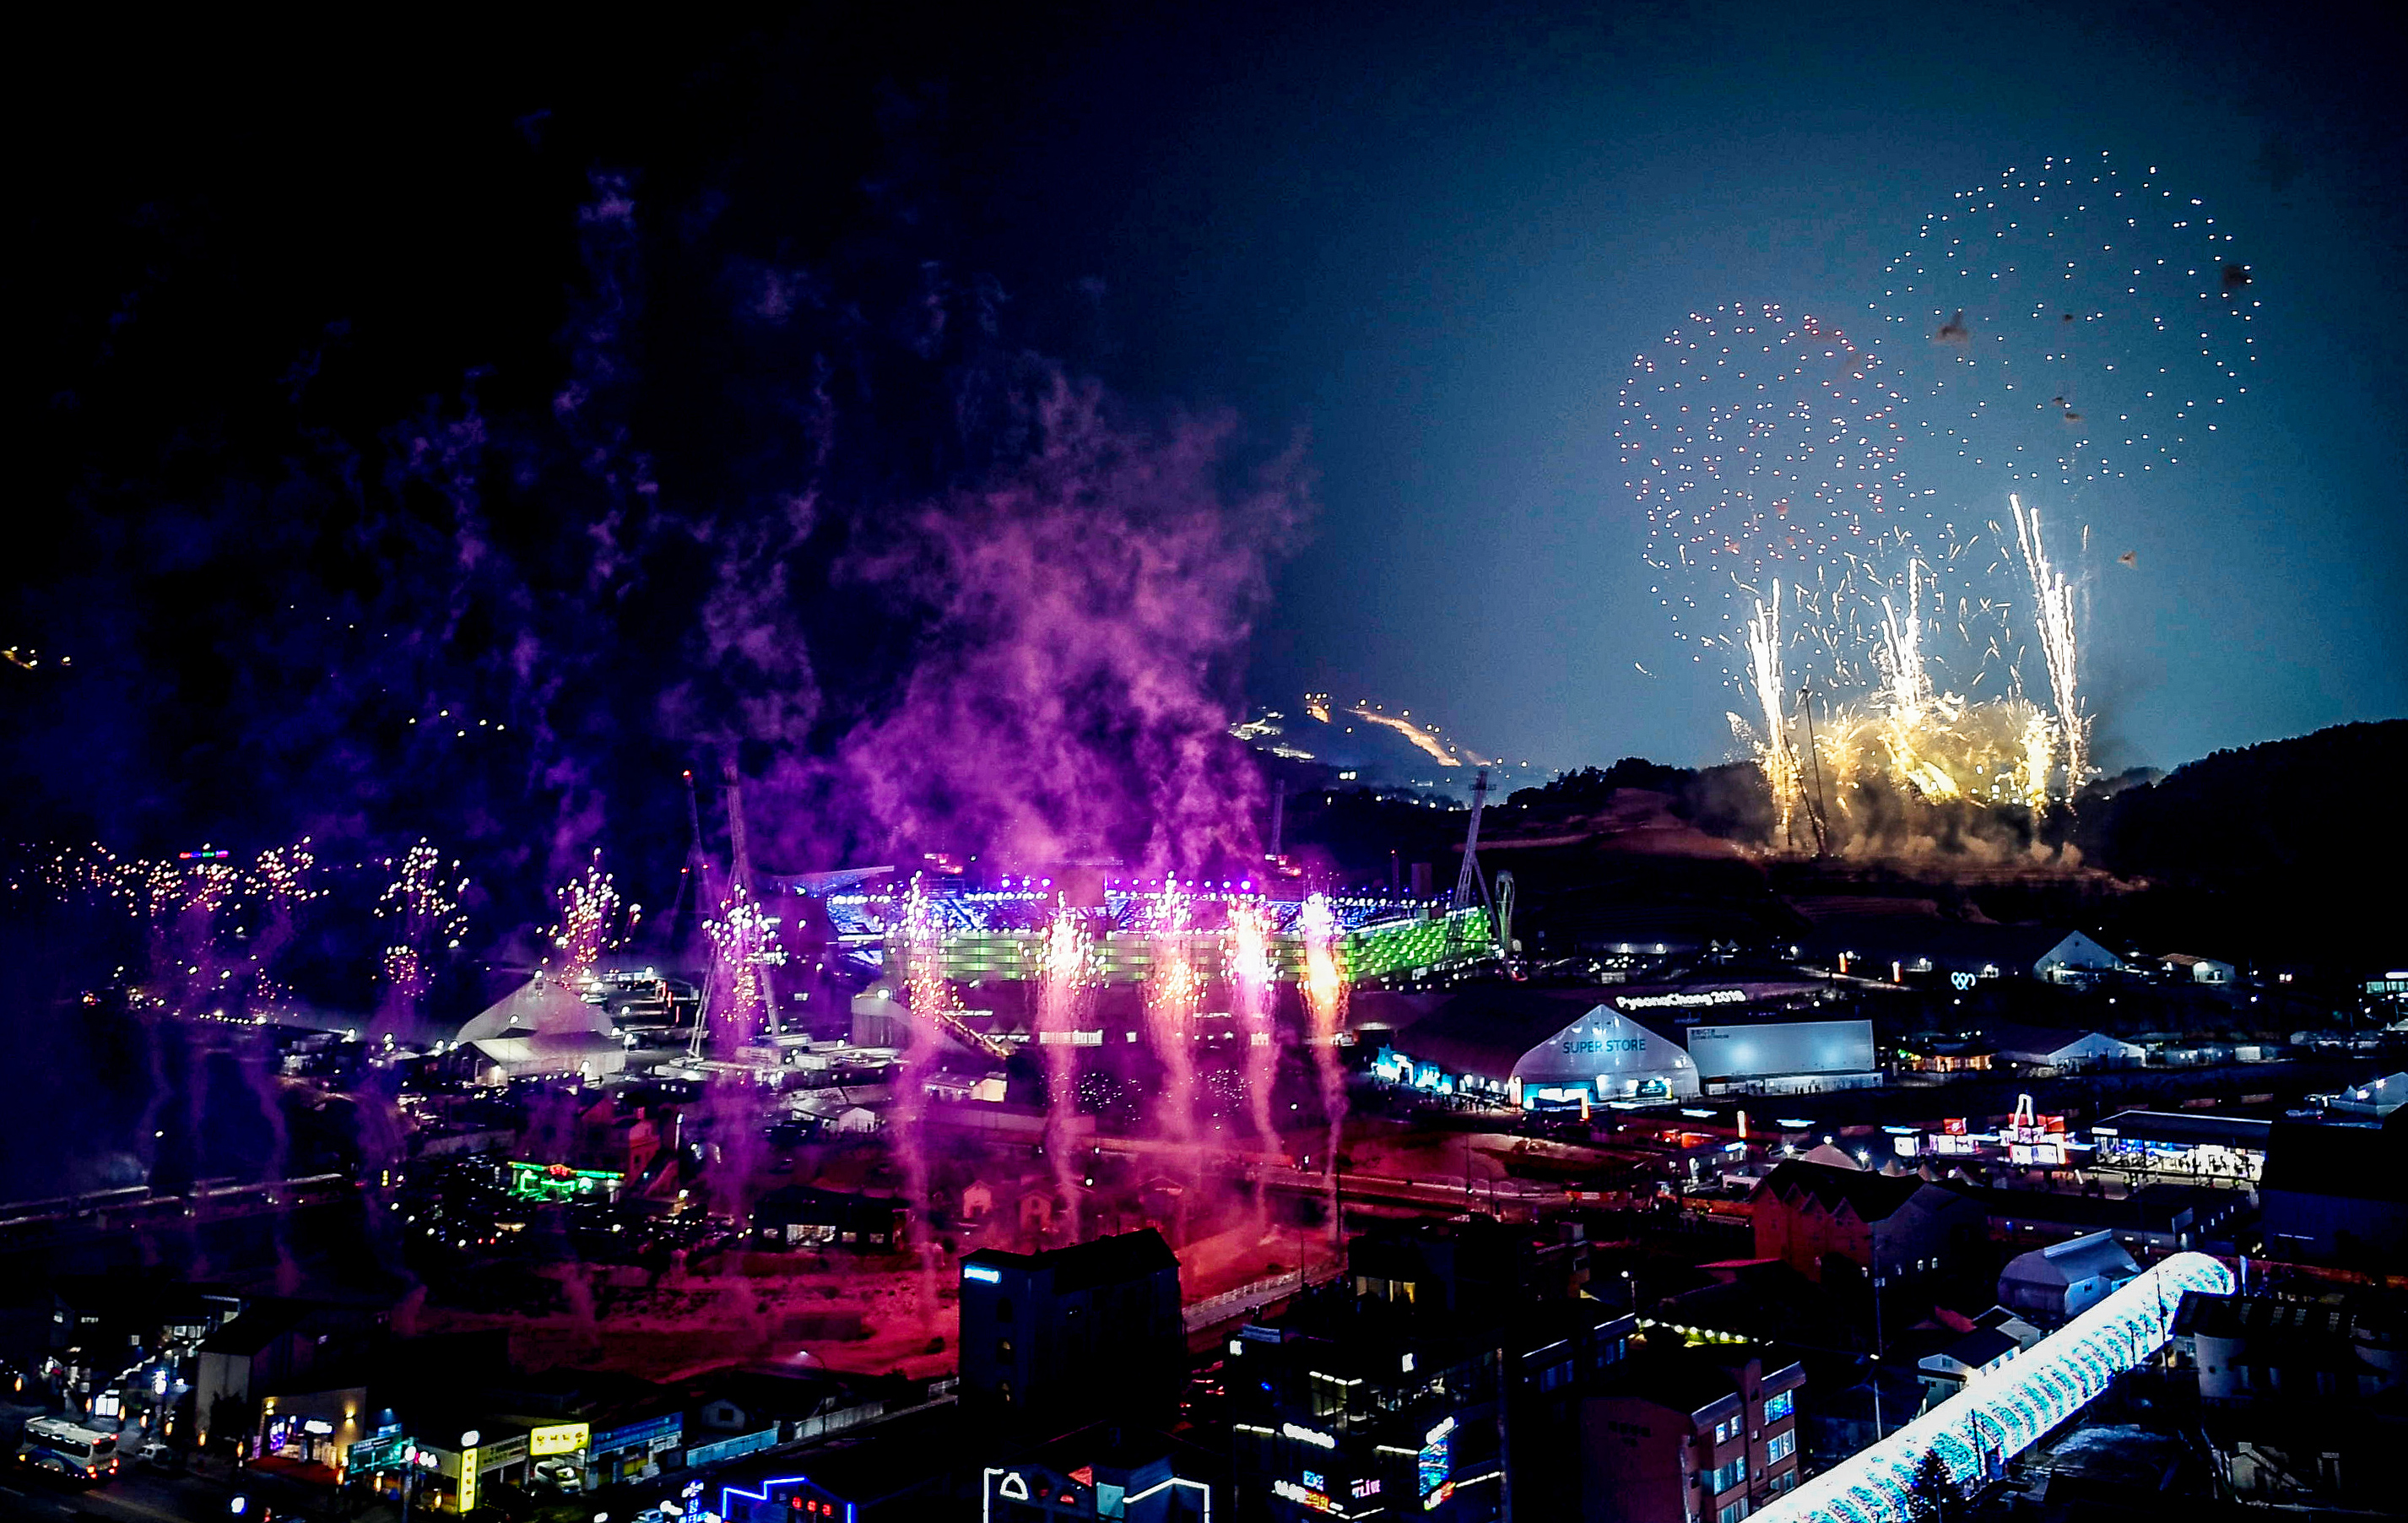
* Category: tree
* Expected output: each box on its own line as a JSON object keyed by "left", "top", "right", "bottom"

{"left": 1901, "top": 1446, "right": 1959, "bottom": 1523}
{"left": 206, "top": 1393, "right": 253, "bottom": 1458}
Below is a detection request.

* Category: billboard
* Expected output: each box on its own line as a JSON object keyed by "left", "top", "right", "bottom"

{"left": 1683, "top": 1019, "right": 1875, "bottom": 1081}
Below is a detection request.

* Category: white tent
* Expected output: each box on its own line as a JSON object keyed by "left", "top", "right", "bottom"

{"left": 457, "top": 974, "right": 623, "bottom": 1081}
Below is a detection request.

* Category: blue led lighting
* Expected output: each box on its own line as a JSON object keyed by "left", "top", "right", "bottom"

{"left": 1752, "top": 1252, "right": 2233, "bottom": 1523}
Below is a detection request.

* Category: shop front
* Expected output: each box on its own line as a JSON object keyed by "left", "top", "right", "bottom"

{"left": 527, "top": 1421, "right": 591, "bottom": 1493}
{"left": 592, "top": 1412, "right": 684, "bottom": 1485}
{"left": 254, "top": 1386, "right": 369, "bottom": 1483}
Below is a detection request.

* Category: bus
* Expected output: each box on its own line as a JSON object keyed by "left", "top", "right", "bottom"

{"left": 17, "top": 1417, "right": 119, "bottom": 1480}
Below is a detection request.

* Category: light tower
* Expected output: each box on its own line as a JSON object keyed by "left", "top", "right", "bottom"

{"left": 1452, "top": 768, "right": 1496, "bottom": 947}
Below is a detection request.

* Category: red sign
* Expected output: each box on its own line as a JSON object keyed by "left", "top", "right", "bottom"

{"left": 1943, "top": 1118, "right": 1967, "bottom": 1135}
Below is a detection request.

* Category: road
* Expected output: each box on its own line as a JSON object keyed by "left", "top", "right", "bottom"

{"left": 1255, "top": 1163, "right": 1561, "bottom": 1214}
{"left": 0, "top": 1452, "right": 338, "bottom": 1523}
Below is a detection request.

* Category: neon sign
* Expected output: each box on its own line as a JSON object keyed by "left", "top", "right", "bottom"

{"left": 1280, "top": 1421, "right": 1337, "bottom": 1450}
{"left": 1274, "top": 1479, "right": 1335, "bottom": 1512}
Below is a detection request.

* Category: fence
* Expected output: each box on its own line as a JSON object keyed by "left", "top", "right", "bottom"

{"left": 787, "top": 1402, "right": 883, "bottom": 1445}
{"left": 1184, "top": 1271, "right": 1305, "bottom": 1333}
{"left": 685, "top": 1426, "right": 777, "bottom": 1468}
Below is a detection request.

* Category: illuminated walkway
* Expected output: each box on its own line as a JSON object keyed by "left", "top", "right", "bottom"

{"left": 1754, "top": 1252, "right": 2234, "bottom": 1523}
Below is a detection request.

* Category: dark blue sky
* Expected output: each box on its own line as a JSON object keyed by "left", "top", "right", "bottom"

{"left": 13, "top": 3, "right": 2403, "bottom": 871}
{"left": 986, "top": 1, "right": 2407, "bottom": 775}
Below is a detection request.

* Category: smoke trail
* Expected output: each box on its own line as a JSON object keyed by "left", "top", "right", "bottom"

{"left": 2012, "top": 495, "right": 2087, "bottom": 799}
{"left": 891, "top": 876, "right": 950, "bottom": 1321}
{"left": 1142, "top": 879, "right": 1204, "bottom": 1156}
{"left": 1743, "top": 588, "right": 1800, "bottom": 843}
{"left": 1226, "top": 900, "right": 1281, "bottom": 1165}
{"left": 836, "top": 378, "right": 1308, "bottom": 870}
{"left": 233, "top": 1038, "right": 302, "bottom": 1293}
{"left": 1874, "top": 566, "right": 1951, "bottom": 799}
{"left": 1298, "top": 892, "right": 1349, "bottom": 1244}
{"left": 1036, "top": 905, "right": 1093, "bottom": 1238}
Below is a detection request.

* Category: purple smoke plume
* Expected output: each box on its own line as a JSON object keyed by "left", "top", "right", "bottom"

{"left": 833, "top": 377, "right": 1309, "bottom": 870}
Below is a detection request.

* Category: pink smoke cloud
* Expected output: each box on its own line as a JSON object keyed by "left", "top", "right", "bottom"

{"left": 836, "top": 374, "right": 1310, "bottom": 870}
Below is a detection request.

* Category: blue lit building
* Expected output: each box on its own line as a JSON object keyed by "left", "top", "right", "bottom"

{"left": 1228, "top": 1307, "right": 1507, "bottom": 1523}
{"left": 982, "top": 1423, "right": 1218, "bottom": 1523}
{"left": 1231, "top": 1216, "right": 1635, "bottom": 1520}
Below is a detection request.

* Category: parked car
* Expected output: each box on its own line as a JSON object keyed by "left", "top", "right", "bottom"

{"left": 136, "top": 1441, "right": 183, "bottom": 1473}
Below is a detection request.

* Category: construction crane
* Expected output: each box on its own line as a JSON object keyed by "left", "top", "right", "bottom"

{"left": 667, "top": 768, "right": 710, "bottom": 955}
{"left": 722, "top": 756, "right": 781, "bottom": 1038}
{"left": 1494, "top": 870, "right": 1518, "bottom": 973}
{"left": 1794, "top": 682, "right": 1832, "bottom": 857}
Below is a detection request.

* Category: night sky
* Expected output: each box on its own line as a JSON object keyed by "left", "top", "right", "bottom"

{"left": 12, "top": 3, "right": 2405, "bottom": 881}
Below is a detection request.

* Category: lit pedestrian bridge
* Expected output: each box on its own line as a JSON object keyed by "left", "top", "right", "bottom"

{"left": 1754, "top": 1252, "right": 2234, "bottom": 1523}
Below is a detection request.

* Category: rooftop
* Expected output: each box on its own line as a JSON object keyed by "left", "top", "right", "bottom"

{"left": 1957, "top": 1183, "right": 2233, "bottom": 1235}
{"left": 2260, "top": 1119, "right": 2408, "bottom": 1203}
{"left": 1788, "top": 909, "right": 2086, "bottom": 972}
{"left": 1383, "top": 986, "right": 1685, "bottom": 1077}
{"left": 2002, "top": 1231, "right": 2140, "bottom": 1289}
{"left": 2092, "top": 1109, "right": 2275, "bottom": 1147}
{"left": 964, "top": 1228, "right": 1179, "bottom": 1294}
{"left": 1929, "top": 1326, "right": 2021, "bottom": 1369}
{"left": 1752, "top": 1158, "right": 1955, "bottom": 1222}
{"left": 1987, "top": 1022, "right": 2136, "bottom": 1058}
{"left": 2174, "top": 1291, "right": 2402, "bottom": 1352}
{"left": 1589, "top": 1345, "right": 1753, "bottom": 1420}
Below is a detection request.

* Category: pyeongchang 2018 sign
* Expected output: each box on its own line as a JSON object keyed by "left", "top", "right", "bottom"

{"left": 1614, "top": 989, "right": 1747, "bottom": 1012}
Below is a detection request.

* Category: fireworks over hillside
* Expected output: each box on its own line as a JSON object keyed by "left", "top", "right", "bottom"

{"left": 1617, "top": 153, "right": 2259, "bottom": 843}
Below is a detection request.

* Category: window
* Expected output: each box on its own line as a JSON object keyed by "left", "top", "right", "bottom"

{"left": 1767, "top": 1432, "right": 1794, "bottom": 1463}
{"left": 998, "top": 1298, "right": 1013, "bottom": 1321}
{"left": 1763, "top": 1390, "right": 1794, "bottom": 1423}
{"left": 1719, "top": 1499, "right": 1750, "bottom": 1523}
{"left": 1771, "top": 1470, "right": 1797, "bottom": 1494}
{"left": 998, "top": 1339, "right": 1014, "bottom": 1359}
